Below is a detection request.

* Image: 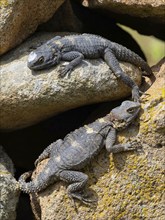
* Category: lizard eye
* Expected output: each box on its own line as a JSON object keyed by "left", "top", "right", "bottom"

{"left": 37, "top": 56, "right": 44, "bottom": 64}
{"left": 127, "top": 107, "right": 135, "bottom": 114}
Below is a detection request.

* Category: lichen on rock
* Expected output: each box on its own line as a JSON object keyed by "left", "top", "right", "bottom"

{"left": 0, "top": 146, "right": 20, "bottom": 220}
{"left": 28, "top": 60, "right": 165, "bottom": 220}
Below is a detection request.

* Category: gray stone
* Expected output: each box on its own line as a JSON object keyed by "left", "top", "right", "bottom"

{"left": 0, "top": 146, "right": 20, "bottom": 220}
{"left": 0, "top": 0, "right": 65, "bottom": 55}
{"left": 0, "top": 32, "right": 142, "bottom": 130}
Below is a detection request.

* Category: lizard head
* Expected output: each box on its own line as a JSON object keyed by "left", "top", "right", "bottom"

{"left": 108, "top": 101, "right": 141, "bottom": 131}
{"left": 27, "top": 45, "right": 61, "bottom": 70}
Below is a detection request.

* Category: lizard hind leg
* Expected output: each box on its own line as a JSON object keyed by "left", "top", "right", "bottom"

{"left": 59, "top": 170, "right": 94, "bottom": 204}
{"left": 104, "top": 48, "right": 140, "bottom": 102}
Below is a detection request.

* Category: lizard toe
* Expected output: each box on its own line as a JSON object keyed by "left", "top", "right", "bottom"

{"left": 69, "top": 192, "right": 97, "bottom": 205}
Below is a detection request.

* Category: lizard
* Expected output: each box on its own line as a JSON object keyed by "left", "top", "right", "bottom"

{"left": 18, "top": 100, "right": 141, "bottom": 204}
{"left": 27, "top": 33, "right": 152, "bottom": 102}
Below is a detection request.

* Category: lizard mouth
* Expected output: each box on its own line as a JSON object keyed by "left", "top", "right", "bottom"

{"left": 111, "top": 104, "right": 140, "bottom": 130}
{"left": 28, "top": 62, "right": 52, "bottom": 70}
{"left": 27, "top": 59, "right": 58, "bottom": 70}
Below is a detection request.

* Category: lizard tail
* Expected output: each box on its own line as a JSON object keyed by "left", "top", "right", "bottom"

{"left": 112, "top": 42, "right": 153, "bottom": 76}
{"left": 18, "top": 171, "right": 48, "bottom": 193}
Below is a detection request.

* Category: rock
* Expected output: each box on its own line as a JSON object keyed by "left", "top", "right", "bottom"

{"left": 29, "top": 60, "right": 164, "bottom": 219}
{"left": 0, "top": 32, "right": 142, "bottom": 130}
{"left": 0, "top": 146, "right": 20, "bottom": 220}
{"left": 0, "top": 0, "right": 65, "bottom": 55}
{"left": 79, "top": 0, "right": 165, "bottom": 40}
{"left": 81, "top": 0, "right": 165, "bottom": 23}
{"left": 138, "top": 59, "right": 165, "bottom": 148}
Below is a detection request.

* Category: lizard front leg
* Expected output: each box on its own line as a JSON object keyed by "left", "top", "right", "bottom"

{"left": 106, "top": 140, "right": 141, "bottom": 153}
{"left": 105, "top": 127, "right": 117, "bottom": 152}
{"left": 104, "top": 48, "right": 140, "bottom": 102}
{"left": 60, "top": 51, "right": 84, "bottom": 77}
{"left": 105, "top": 128, "right": 139, "bottom": 153}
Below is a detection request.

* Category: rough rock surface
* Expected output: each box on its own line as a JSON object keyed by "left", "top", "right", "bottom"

{"left": 81, "top": 0, "right": 165, "bottom": 23}
{"left": 138, "top": 59, "right": 165, "bottom": 149}
{"left": 0, "top": 146, "right": 20, "bottom": 220}
{"left": 0, "top": 0, "right": 64, "bottom": 55}
{"left": 0, "top": 32, "right": 142, "bottom": 130}
{"left": 29, "top": 60, "right": 165, "bottom": 220}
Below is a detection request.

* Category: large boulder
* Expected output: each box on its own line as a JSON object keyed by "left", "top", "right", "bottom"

{"left": 81, "top": 0, "right": 165, "bottom": 23}
{"left": 0, "top": 0, "right": 64, "bottom": 55}
{"left": 0, "top": 146, "right": 20, "bottom": 220}
{"left": 28, "top": 60, "right": 164, "bottom": 220}
{"left": 79, "top": 0, "right": 165, "bottom": 40}
{"left": 0, "top": 32, "right": 142, "bottom": 130}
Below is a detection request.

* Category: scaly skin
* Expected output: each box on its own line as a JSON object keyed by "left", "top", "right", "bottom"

{"left": 19, "top": 100, "right": 141, "bottom": 204}
{"left": 27, "top": 33, "right": 152, "bottom": 102}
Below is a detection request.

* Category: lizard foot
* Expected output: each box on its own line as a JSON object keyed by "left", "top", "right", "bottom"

{"left": 59, "top": 65, "right": 73, "bottom": 78}
{"left": 132, "top": 86, "right": 140, "bottom": 102}
{"left": 124, "top": 140, "right": 142, "bottom": 151}
{"left": 69, "top": 192, "right": 97, "bottom": 205}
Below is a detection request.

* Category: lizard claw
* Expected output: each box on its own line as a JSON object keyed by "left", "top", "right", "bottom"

{"left": 124, "top": 140, "right": 142, "bottom": 151}
{"left": 81, "top": 195, "right": 97, "bottom": 205}
{"left": 139, "top": 90, "right": 143, "bottom": 95}
{"left": 34, "top": 159, "right": 39, "bottom": 167}
{"left": 34, "top": 158, "right": 43, "bottom": 167}
{"left": 132, "top": 86, "right": 140, "bottom": 102}
{"left": 69, "top": 192, "right": 97, "bottom": 205}
{"left": 59, "top": 65, "right": 73, "bottom": 78}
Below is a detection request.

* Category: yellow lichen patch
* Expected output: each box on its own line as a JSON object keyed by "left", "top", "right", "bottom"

{"left": 0, "top": 0, "right": 13, "bottom": 7}
{"left": 0, "top": 0, "right": 8, "bottom": 7}
{"left": 162, "top": 87, "right": 165, "bottom": 98}
{"left": 88, "top": 148, "right": 164, "bottom": 219}
{"left": 140, "top": 100, "right": 164, "bottom": 134}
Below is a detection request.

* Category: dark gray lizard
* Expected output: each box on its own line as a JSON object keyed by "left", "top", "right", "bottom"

{"left": 19, "top": 100, "right": 141, "bottom": 204}
{"left": 27, "top": 33, "right": 152, "bottom": 102}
